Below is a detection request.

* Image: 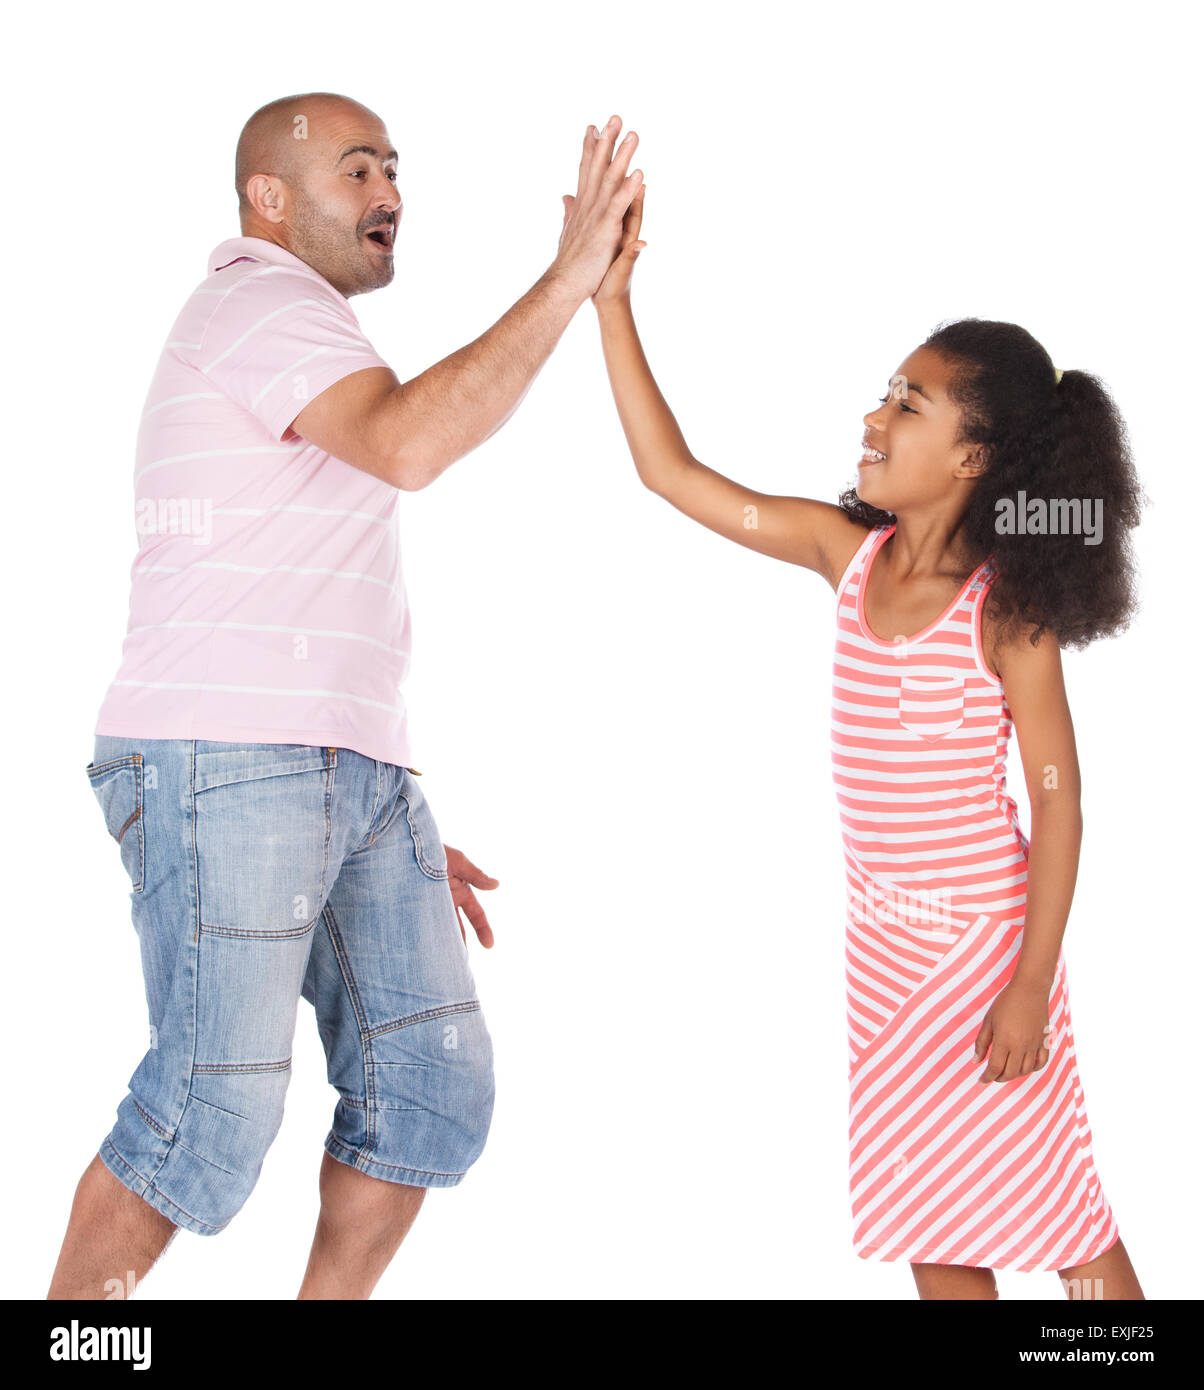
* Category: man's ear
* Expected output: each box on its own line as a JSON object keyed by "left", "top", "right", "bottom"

{"left": 244, "top": 173, "right": 288, "bottom": 225}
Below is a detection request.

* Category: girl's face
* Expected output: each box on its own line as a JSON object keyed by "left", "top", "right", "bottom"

{"left": 858, "top": 346, "right": 983, "bottom": 515}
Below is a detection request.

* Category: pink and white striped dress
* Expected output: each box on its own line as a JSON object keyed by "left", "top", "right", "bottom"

{"left": 830, "top": 522, "right": 1119, "bottom": 1272}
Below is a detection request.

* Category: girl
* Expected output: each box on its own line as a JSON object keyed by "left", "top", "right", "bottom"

{"left": 575, "top": 181, "right": 1146, "bottom": 1301}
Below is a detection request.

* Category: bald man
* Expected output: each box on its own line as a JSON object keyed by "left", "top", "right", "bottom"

{"left": 51, "top": 92, "right": 643, "bottom": 1300}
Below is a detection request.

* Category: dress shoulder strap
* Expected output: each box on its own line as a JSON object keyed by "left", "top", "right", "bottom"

{"left": 834, "top": 522, "right": 893, "bottom": 602}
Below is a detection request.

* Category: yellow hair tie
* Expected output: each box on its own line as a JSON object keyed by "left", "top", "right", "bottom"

{"left": 1054, "top": 367, "right": 1064, "bottom": 385}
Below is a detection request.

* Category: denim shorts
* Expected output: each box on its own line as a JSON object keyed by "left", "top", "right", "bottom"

{"left": 83, "top": 735, "right": 495, "bottom": 1236}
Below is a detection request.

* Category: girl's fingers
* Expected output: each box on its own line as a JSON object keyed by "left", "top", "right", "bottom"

{"left": 1002, "top": 1050, "right": 1024, "bottom": 1081}
{"left": 627, "top": 183, "right": 645, "bottom": 240}
{"left": 978, "top": 1047, "right": 1005, "bottom": 1082}
{"left": 973, "top": 1017, "right": 992, "bottom": 1060}
{"left": 610, "top": 167, "right": 643, "bottom": 219}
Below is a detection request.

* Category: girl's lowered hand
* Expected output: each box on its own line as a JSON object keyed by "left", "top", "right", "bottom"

{"left": 562, "top": 183, "right": 646, "bottom": 308}
{"left": 973, "top": 977, "right": 1052, "bottom": 1082}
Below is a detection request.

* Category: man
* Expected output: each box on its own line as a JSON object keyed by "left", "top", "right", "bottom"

{"left": 49, "top": 91, "right": 642, "bottom": 1300}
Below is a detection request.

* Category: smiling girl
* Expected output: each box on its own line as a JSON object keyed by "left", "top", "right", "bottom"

{"left": 577, "top": 179, "right": 1146, "bottom": 1300}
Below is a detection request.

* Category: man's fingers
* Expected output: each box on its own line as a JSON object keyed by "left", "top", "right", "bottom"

{"left": 595, "top": 114, "right": 623, "bottom": 174}
{"left": 602, "top": 130, "right": 640, "bottom": 200}
{"left": 456, "top": 862, "right": 499, "bottom": 890}
{"left": 456, "top": 888, "right": 495, "bottom": 949}
{"left": 443, "top": 844, "right": 499, "bottom": 890}
{"left": 574, "top": 124, "right": 597, "bottom": 200}
{"left": 574, "top": 120, "right": 611, "bottom": 201}
{"left": 580, "top": 115, "right": 620, "bottom": 200}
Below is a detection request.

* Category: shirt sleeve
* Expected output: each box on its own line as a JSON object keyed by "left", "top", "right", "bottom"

{"left": 195, "top": 268, "right": 392, "bottom": 442}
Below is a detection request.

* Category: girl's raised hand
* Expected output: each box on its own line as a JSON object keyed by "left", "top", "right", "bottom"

{"left": 562, "top": 183, "right": 646, "bottom": 307}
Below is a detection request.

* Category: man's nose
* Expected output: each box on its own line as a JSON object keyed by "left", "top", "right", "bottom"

{"left": 371, "top": 177, "right": 402, "bottom": 212}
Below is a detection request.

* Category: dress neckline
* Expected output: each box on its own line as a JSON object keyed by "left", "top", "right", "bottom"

{"left": 856, "top": 524, "right": 992, "bottom": 648}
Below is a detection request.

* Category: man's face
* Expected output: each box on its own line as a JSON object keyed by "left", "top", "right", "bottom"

{"left": 278, "top": 105, "right": 402, "bottom": 297}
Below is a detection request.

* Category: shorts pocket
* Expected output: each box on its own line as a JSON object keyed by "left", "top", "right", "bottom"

{"left": 193, "top": 745, "right": 336, "bottom": 936}
{"left": 86, "top": 754, "right": 145, "bottom": 893}
{"left": 898, "top": 674, "right": 965, "bottom": 741}
{"left": 401, "top": 772, "right": 448, "bottom": 880}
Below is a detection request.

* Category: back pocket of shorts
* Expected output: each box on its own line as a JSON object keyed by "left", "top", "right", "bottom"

{"left": 86, "top": 754, "right": 145, "bottom": 893}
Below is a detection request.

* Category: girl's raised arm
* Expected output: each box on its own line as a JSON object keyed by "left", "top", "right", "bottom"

{"left": 586, "top": 186, "right": 865, "bottom": 589}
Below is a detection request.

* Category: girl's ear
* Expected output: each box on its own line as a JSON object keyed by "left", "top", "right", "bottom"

{"left": 959, "top": 443, "right": 990, "bottom": 479}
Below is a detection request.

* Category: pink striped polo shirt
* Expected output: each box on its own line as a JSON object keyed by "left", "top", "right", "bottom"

{"left": 94, "top": 236, "right": 414, "bottom": 766}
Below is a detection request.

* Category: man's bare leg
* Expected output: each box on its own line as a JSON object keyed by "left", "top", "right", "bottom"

{"left": 911, "top": 1261, "right": 1000, "bottom": 1299}
{"left": 297, "top": 1151, "right": 426, "bottom": 1300}
{"left": 47, "top": 1153, "right": 178, "bottom": 1299}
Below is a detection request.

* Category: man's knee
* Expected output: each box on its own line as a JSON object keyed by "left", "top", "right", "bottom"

{"left": 333, "top": 1005, "right": 495, "bottom": 1182}
{"left": 438, "top": 1006, "right": 495, "bottom": 1169}
{"left": 162, "top": 1063, "right": 293, "bottom": 1230}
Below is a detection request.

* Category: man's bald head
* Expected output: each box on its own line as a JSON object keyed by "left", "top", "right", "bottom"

{"left": 235, "top": 91, "right": 379, "bottom": 215}
{"left": 232, "top": 92, "right": 402, "bottom": 298}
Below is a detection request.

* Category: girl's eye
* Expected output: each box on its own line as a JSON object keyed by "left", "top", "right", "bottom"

{"left": 877, "top": 394, "right": 916, "bottom": 414}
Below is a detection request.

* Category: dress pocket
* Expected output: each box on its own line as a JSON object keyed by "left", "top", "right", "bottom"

{"left": 898, "top": 674, "right": 966, "bottom": 741}
{"left": 86, "top": 754, "right": 145, "bottom": 893}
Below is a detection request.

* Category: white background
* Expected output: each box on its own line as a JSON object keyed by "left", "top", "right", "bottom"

{"left": 4, "top": 0, "right": 1199, "bottom": 1300}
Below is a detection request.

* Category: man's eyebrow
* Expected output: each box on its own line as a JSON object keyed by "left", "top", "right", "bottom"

{"left": 336, "top": 144, "right": 399, "bottom": 165}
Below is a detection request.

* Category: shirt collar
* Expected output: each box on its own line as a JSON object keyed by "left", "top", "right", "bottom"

{"left": 207, "top": 236, "right": 319, "bottom": 277}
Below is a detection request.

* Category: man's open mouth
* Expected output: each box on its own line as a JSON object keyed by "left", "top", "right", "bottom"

{"left": 364, "top": 225, "right": 394, "bottom": 251}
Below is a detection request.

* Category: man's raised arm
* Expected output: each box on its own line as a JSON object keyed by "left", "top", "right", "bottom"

{"left": 292, "top": 116, "right": 643, "bottom": 491}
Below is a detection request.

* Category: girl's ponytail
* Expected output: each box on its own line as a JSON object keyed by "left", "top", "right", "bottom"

{"left": 1013, "top": 357, "right": 1146, "bottom": 647}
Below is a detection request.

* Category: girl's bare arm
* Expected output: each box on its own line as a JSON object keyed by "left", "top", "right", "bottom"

{"left": 995, "top": 621, "right": 1084, "bottom": 992}
{"left": 974, "top": 618, "right": 1083, "bottom": 1082}
{"left": 587, "top": 187, "right": 865, "bottom": 588}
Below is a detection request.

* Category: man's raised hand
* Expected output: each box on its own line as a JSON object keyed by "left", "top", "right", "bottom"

{"left": 554, "top": 115, "right": 643, "bottom": 301}
{"left": 589, "top": 183, "right": 646, "bottom": 306}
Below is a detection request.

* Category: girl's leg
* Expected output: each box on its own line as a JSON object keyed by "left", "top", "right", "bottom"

{"left": 911, "top": 1262, "right": 999, "bottom": 1299}
{"left": 1058, "top": 1237, "right": 1144, "bottom": 1300}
